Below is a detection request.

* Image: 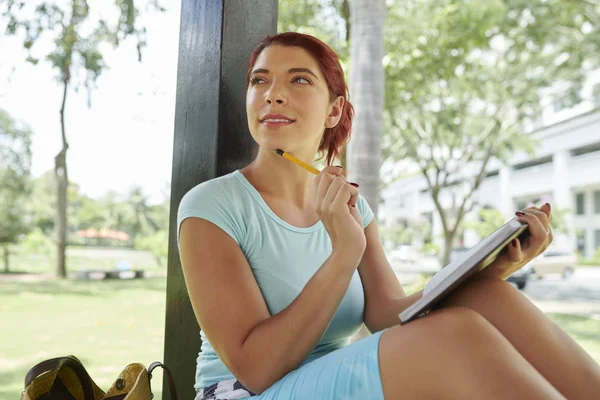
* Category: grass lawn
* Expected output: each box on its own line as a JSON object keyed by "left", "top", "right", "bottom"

{"left": 1, "top": 251, "right": 599, "bottom": 399}
{"left": 5, "top": 246, "right": 163, "bottom": 276}
{"left": 0, "top": 277, "right": 168, "bottom": 400}
{"left": 546, "top": 313, "right": 600, "bottom": 363}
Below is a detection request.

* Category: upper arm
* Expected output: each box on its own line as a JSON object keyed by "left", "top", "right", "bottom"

{"left": 357, "top": 219, "right": 406, "bottom": 331}
{"left": 178, "top": 216, "right": 270, "bottom": 378}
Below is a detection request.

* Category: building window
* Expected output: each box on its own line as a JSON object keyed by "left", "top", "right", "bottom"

{"left": 553, "top": 89, "right": 582, "bottom": 112}
{"left": 577, "top": 231, "right": 586, "bottom": 255}
{"left": 593, "top": 83, "right": 600, "bottom": 107}
{"left": 595, "top": 190, "right": 600, "bottom": 214}
{"left": 575, "top": 193, "right": 585, "bottom": 215}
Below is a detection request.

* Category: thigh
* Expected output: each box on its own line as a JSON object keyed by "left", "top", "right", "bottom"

{"left": 254, "top": 330, "right": 386, "bottom": 400}
{"left": 377, "top": 307, "right": 562, "bottom": 400}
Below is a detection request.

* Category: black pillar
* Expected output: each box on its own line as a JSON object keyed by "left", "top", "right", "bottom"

{"left": 164, "top": 1, "right": 277, "bottom": 399}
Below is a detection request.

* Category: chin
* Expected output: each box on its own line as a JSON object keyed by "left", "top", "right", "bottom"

{"left": 257, "top": 138, "right": 287, "bottom": 153}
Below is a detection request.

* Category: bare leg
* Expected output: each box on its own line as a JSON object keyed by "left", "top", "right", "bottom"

{"left": 378, "top": 307, "right": 565, "bottom": 399}
{"left": 442, "top": 277, "right": 600, "bottom": 400}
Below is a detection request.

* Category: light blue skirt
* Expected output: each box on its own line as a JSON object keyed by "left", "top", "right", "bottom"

{"left": 249, "top": 330, "right": 385, "bottom": 400}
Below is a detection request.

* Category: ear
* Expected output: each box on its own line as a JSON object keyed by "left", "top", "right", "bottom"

{"left": 324, "top": 96, "right": 345, "bottom": 129}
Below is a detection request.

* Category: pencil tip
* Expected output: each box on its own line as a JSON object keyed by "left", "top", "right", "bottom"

{"left": 275, "top": 149, "right": 284, "bottom": 156}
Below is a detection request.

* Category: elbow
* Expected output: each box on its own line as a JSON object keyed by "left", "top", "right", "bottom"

{"left": 232, "top": 368, "right": 272, "bottom": 395}
{"left": 364, "top": 308, "right": 389, "bottom": 333}
{"left": 227, "top": 355, "right": 277, "bottom": 395}
{"left": 364, "top": 320, "right": 383, "bottom": 334}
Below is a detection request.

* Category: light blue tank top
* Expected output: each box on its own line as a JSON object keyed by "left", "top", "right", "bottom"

{"left": 177, "top": 170, "right": 374, "bottom": 390}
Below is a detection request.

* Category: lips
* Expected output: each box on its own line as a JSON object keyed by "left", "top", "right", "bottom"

{"left": 259, "top": 113, "right": 296, "bottom": 123}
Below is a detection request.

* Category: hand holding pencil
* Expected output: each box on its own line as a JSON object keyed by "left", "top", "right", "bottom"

{"left": 275, "top": 149, "right": 321, "bottom": 175}
{"left": 275, "top": 149, "right": 358, "bottom": 188}
{"left": 275, "top": 148, "right": 366, "bottom": 263}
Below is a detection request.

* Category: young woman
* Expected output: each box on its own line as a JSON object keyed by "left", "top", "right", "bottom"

{"left": 178, "top": 32, "right": 600, "bottom": 399}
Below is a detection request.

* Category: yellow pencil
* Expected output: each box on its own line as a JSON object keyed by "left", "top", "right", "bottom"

{"left": 276, "top": 149, "right": 321, "bottom": 175}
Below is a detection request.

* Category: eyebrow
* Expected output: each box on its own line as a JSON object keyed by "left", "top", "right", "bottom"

{"left": 250, "top": 68, "right": 320, "bottom": 81}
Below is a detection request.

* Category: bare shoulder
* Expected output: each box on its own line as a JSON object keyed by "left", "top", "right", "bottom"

{"left": 178, "top": 216, "right": 270, "bottom": 373}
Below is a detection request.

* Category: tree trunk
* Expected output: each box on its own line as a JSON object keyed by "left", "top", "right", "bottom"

{"left": 347, "top": 0, "right": 385, "bottom": 219}
{"left": 3, "top": 245, "right": 9, "bottom": 273}
{"left": 442, "top": 231, "right": 456, "bottom": 267}
{"left": 348, "top": 0, "right": 385, "bottom": 342}
{"left": 55, "top": 78, "right": 69, "bottom": 279}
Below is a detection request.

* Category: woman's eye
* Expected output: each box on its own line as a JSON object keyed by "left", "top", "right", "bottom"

{"left": 292, "top": 76, "right": 311, "bottom": 84}
{"left": 250, "top": 77, "right": 265, "bottom": 85}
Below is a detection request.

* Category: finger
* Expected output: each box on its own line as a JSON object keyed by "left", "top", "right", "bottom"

{"left": 348, "top": 182, "right": 359, "bottom": 208}
{"left": 523, "top": 207, "right": 550, "bottom": 229}
{"left": 522, "top": 207, "right": 552, "bottom": 247}
{"left": 321, "top": 165, "right": 344, "bottom": 176}
{"left": 314, "top": 166, "right": 343, "bottom": 204}
{"left": 506, "top": 238, "right": 524, "bottom": 264}
{"left": 331, "top": 182, "right": 360, "bottom": 221}
{"left": 515, "top": 211, "right": 547, "bottom": 256}
{"left": 539, "top": 202, "right": 552, "bottom": 222}
{"left": 349, "top": 202, "right": 363, "bottom": 226}
{"left": 331, "top": 181, "right": 352, "bottom": 212}
{"left": 315, "top": 173, "right": 335, "bottom": 213}
{"left": 322, "top": 176, "right": 346, "bottom": 212}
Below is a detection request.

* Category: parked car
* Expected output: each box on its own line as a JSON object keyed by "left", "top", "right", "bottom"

{"left": 506, "top": 264, "right": 533, "bottom": 290}
{"left": 527, "top": 251, "right": 577, "bottom": 279}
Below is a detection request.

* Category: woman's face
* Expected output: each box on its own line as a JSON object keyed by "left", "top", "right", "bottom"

{"left": 246, "top": 45, "right": 343, "bottom": 158}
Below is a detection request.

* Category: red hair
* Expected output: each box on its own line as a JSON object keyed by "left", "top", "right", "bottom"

{"left": 246, "top": 32, "right": 354, "bottom": 166}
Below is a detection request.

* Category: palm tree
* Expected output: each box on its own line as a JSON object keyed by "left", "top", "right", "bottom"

{"left": 346, "top": 0, "right": 385, "bottom": 219}
{"left": 126, "top": 186, "right": 160, "bottom": 241}
{"left": 347, "top": 0, "right": 385, "bottom": 341}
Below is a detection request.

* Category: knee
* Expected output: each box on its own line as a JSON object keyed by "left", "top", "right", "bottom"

{"left": 380, "top": 307, "right": 507, "bottom": 379}
{"left": 428, "top": 307, "right": 495, "bottom": 341}
{"left": 471, "top": 276, "right": 518, "bottom": 296}
{"left": 386, "top": 307, "right": 496, "bottom": 347}
{"left": 448, "top": 276, "right": 520, "bottom": 308}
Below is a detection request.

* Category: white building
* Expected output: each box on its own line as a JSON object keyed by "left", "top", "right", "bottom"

{"left": 380, "top": 70, "right": 600, "bottom": 258}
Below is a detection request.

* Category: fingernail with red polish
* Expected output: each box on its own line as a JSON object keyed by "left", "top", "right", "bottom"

{"left": 349, "top": 182, "right": 359, "bottom": 188}
{"left": 515, "top": 211, "right": 525, "bottom": 217}
{"left": 512, "top": 239, "right": 518, "bottom": 246}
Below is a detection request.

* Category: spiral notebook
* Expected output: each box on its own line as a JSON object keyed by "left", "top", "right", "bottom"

{"left": 399, "top": 218, "right": 529, "bottom": 324}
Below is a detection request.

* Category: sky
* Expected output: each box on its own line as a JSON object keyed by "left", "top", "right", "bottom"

{"left": 0, "top": 0, "right": 182, "bottom": 204}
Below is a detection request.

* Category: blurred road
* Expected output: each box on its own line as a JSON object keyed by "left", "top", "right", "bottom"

{"left": 393, "top": 262, "right": 600, "bottom": 318}
{"left": 523, "top": 267, "right": 600, "bottom": 318}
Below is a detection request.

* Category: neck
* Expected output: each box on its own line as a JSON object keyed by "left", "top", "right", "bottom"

{"left": 242, "top": 148, "right": 319, "bottom": 209}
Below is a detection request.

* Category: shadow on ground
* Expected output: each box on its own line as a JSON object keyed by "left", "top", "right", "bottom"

{"left": 0, "top": 276, "right": 167, "bottom": 296}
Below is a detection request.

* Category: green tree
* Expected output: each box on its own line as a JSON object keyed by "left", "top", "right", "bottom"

{"left": 134, "top": 229, "right": 168, "bottom": 267}
{"left": 464, "top": 207, "right": 507, "bottom": 238}
{"left": 125, "top": 186, "right": 160, "bottom": 242}
{"left": 71, "top": 192, "right": 107, "bottom": 230}
{"left": 99, "top": 190, "right": 128, "bottom": 233}
{"left": 0, "top": 109, "right": 33, "bottom": 272}
{"left": 26, "top": 171, "right": 56, "bottom": 235}
{"left": 278, "top": 0, "right": 350, "bottom": 59}
{"left": 383, "top": 0, "right": 600, "bottom": 266}
{"left": 465, "top": 205, "right": 569, "bottom": 245}
{"left": 380, "top": 217, "right": 433, "bottom": 249}
{"left": 2, "top": 0, "right": 165, "bottom": 277}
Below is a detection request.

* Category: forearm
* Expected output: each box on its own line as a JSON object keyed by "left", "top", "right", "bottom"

{"left": 365, "top": 290, "right": 423, "bottom": 333}
{"left": 237, "top": 251, "right": 358, "bottom": 393}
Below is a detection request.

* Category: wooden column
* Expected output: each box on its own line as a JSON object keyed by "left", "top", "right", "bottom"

{"left": 164, "top": 1, "right": 277, "bottom": 398}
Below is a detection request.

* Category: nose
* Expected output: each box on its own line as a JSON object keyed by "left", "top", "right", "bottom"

{"left": 265, "top": 82, "right": 287, "bottom": 105}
